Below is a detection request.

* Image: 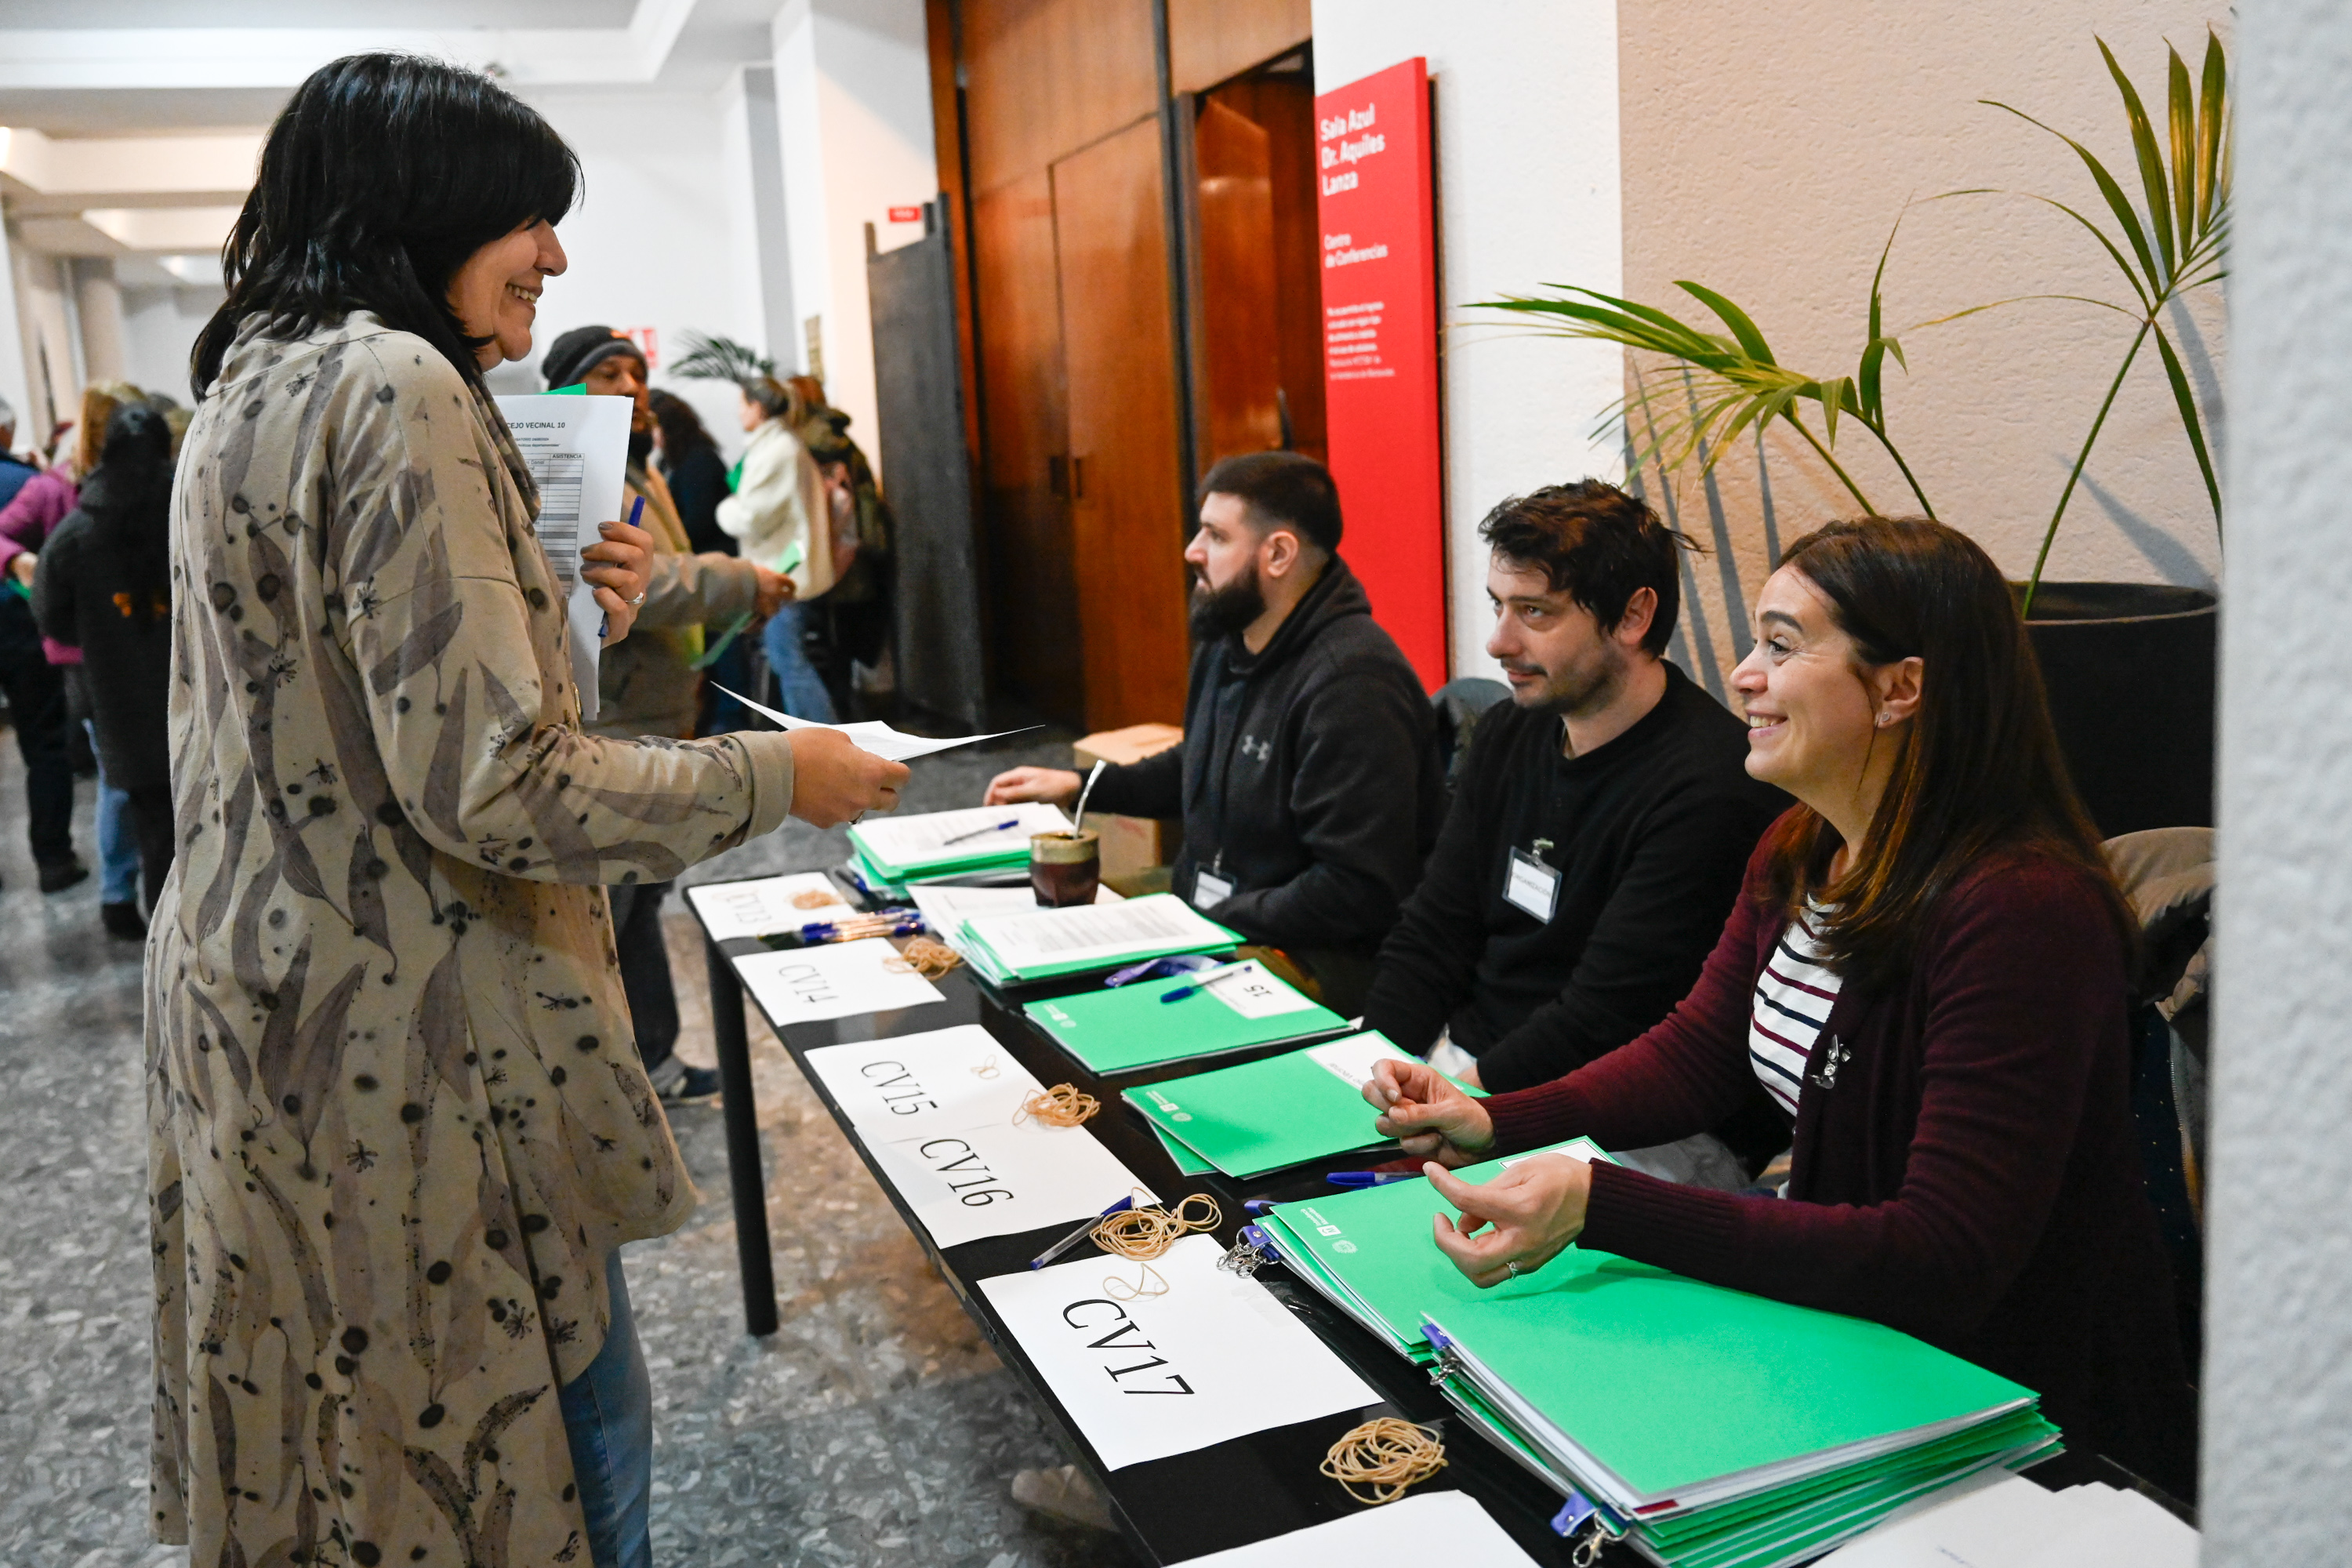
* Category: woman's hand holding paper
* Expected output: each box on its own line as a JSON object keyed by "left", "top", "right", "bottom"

{"left": 1425, "top": 1156, "right": 1592, "bottom": 1288}
{"left": 1362, "top": 1057, "right": 1495, "bottom": 1167}
{"left": 584, "top": 516, "right": 654, "bottom": 643}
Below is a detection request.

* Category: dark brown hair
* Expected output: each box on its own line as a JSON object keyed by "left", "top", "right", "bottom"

{"left": 1762, "top": 516, "right": 2130, "bottom": 989}
{"left": 1478, "top": 480, "right": 1696, "bottom": 656}
{"left": 647, "top": 388, "right": 717, "bottom": 460}
{"left": 1198, "top": 451, "right": 1343, "bottom": 554}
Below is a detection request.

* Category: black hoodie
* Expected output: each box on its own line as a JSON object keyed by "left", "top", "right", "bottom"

{"left": 31, "top": 461, "right": 175, "bottom": 792}
{"left": 1087, "top": 555, "right": 1442, "bottom": 956}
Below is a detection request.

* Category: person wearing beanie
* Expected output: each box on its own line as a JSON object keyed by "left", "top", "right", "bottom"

{"left": 543, "top": 324, "right": 795, "bottom": 1105}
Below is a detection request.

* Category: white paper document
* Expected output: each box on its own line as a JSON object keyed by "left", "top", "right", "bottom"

{"left": 865, "top": 1112, "right": 1152, "bottom": 1250}
{"left": 800, "top": 1025, "right": 1039, "bottom": 1135}
{"left": 1819, "top": 1472, "right": 2198, "bottom": 1568}
{"left": 1202, "top": 960, "right": 1320, "bottom": 1019}
{"left": 685, "top": 872, "right": 853, "bottom": 942}
{"left": 1304, "top": 1033, "right": 1417, "bottom": 1091}
{"left": 853, "top": 803, "right": 1072, "bottom": 866}
{"left": 495, "top": 394, "right": 631, "bottom": 722}
{"left": 731, "top": 938, "right": 944, "bottom": 1026}
{"left": 978, "top": 1234, "right": 1377, "bottom": 1470}
{"left": 713, "top": 684, "right": 1037, "bottom": 762}
{"left": 906, "top": 880, "right": 1120, "bottom": 935}
{"left": 961, "top": 894, "right": 1232, "bottom": 975}
{"left": 1172, "top": 1490, "right": 1539, "bottom": 1566}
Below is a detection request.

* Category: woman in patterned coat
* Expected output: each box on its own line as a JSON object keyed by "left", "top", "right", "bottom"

{"left": 149, "top": 55, "right": 906, "bottom": 1567}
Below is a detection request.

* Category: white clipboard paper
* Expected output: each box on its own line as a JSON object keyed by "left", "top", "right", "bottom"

{"left": 495, "top": 393, "right": 632, "bottom": 722}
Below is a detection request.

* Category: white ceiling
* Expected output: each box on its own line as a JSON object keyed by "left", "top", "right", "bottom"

{"left": 0, "top": 1, "right": 636, "bottom": 27}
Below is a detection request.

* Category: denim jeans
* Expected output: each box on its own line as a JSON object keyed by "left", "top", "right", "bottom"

{"left": 559, "top": 1248, "right": 653, "bottom": 1568}
{"left": 605, "top": 880, "right": 679, "bottom": 1079}
{"left": 89, "top": 723, "right": 138, "bottom": 905}
{"left": 761, "top": 600, "right": 837, "bottom": 722}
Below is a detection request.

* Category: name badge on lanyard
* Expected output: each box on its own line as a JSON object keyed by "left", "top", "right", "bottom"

{"left": 1194, "top": 868, "right": 1236, "bottom": 910}
{"left": 1504, "top": 842, "right": 1561, "bottom": 924}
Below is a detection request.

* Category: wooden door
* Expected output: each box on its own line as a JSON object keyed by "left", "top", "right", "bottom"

{"left": 1053, "top": 118, "right": 1193, "bottom": 731}
{"left": 973, "top": 172, "right": 1082, "bottom": 719}
{"left": 1195, "top": 98, "right": 1283, "bottom": 465}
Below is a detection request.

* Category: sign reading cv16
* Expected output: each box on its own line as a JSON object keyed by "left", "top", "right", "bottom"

{"left": 916, "top": 1137, "right": 1014, "bottom": 1207}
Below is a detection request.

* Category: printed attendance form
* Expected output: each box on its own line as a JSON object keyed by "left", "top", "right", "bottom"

{"left": 495, "top": 391, "right": 633, "bottom": 721}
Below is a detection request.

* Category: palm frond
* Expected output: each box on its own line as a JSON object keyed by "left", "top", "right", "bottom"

{"left": 670, "top": 331, "right": 775, "bottom": 383}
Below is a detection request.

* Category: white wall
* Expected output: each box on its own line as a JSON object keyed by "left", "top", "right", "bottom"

{"left": 509, "top": 86, "right": 764, "bottom": 459}
{"left": 771, "top": 0, "right": 939, "bottom": 484}
{"left": 119, "top": 282, "right": 223, "bottom": 402}
{"left": 1311, "top": 0, "right": 1626, "bottom": 683}
{"left": 2206, "top": 0, "right": 2352, "bottom": 1555}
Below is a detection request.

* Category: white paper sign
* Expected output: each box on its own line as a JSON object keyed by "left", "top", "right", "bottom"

{"left": 977, "top": 1234, "right": 1377, "bottom": 1470}
{"left": 685, "top": 873, "right": 852, "bottom": 942}
{"left": 800, "top": 1024, "right": 1037, "bottom": 1134}
{"left": 1175, "top": 1491, "right": 1539, "bottom": 1566}
{"left": 495, "top": 393, "right": 630, "bottom": 722}
{"left": 1203, "top": 960, "right": 1318, "bottom": 1020}
{"left": 865, "top": 1115, "right": 1152, "bottom": 1250}
{"left": 1305, "top": 1033, "right": 1416, "bottom": 1092}
{"left": 732, "top": 938, "right": 943, "bottom": 1026}
{"left": 906, "top": 880, "right": 1120, "bottom": 935}
{"left": 714, "top": 684, "right": 1038, "bottom": 762}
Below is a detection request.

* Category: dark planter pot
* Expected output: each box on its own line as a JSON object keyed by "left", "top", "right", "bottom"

{"left": 2019, "top": 582, "right": 2216, "bottom": 838}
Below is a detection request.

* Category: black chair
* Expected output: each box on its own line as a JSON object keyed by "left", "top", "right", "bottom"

{"left": 1430, "top": 677, "right": 1510, "bottom": 791}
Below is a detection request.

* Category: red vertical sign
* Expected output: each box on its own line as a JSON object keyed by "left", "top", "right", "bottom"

{"left": 1318, "top": 57, "right": 1445, "bottom": 691}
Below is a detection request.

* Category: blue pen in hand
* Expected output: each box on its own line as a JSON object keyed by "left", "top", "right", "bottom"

{"left": 597, "top": 495, "right": 646, "bottom": 641}
{"left": 1326, "top": 1171, "right": 1422, "bottom": 1189}
{"left": 1030, "top": 1196, "right": 1137, "bottom": 1269}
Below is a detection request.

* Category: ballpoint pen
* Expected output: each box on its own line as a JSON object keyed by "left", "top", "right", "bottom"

{"left": 596, "top": 495, "right": 646, "bottom": 641}
{"left": 940, "top": 816, "right": 1021, "bottom": 845}
{"left": 1157, "top": 957, "right": 1255, "bottom": 1004}
{"left": 1326, "top": 1171, "right": 1424, "bottom": 1189}
{"left": 1029, "top": 1196, "right": 1137, "bottom": 1269}
{"left": 775, "top": 915, "right": 925, "bottom": 947}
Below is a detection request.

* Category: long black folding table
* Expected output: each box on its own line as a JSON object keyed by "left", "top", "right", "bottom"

{"left": 688, "top": 876, "right": 2184, "bottom": 1566}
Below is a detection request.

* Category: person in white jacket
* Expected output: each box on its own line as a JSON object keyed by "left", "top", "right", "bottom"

{"left": 718, "top": 376, "right": 839, "bottom": 718}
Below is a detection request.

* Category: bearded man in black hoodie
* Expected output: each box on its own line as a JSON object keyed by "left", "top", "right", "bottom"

{"left": 986, "top": 452, "right": 1441, "bottom": 1014}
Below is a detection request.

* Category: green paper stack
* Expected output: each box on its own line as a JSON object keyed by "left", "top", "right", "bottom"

{"left": 953, "top": 893, "right": 1240, "bottom": 986}
{"left": 1256, "top": 1151, "right": 2061, "bottom": 1568}
{"left": 845, "top": 803, "right": 1073, "bottom": 888}
{"left": 1122, "top": 1031, "right": 1482, "bottom": 1178}
{"left": 1024, "top": 960, "right": 1348, "bottom": 1074}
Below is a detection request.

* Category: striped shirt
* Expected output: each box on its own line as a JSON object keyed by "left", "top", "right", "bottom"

{"left": 1750, "top": 904, "right": 1844, "bottom": 1116}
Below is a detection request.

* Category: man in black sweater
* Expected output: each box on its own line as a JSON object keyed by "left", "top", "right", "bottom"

{"left": 1362, "top": 481, "right": 1788, "bottom": 1163}
{"left": 986, "top": 452, "right": 1442, "bottom": 1014}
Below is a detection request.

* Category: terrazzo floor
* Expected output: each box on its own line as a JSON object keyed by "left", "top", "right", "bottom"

{"left": 0, "top": 719, "right": 1140, "bottom": 1568}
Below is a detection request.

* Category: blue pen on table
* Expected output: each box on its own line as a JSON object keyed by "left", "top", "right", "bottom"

{"left": 784, "top": 915, "right": 924, "bottom": 946}
{"left": 1157, "top": 957, "right": 1255, "bottom": 1004}
{"left": 1029, "top": 1196, "right": 1138, "bottom": 1269}
{"left": 1326, "top": 1170, "right": 1422, "bottom": 1189}
{"left": 940, "top": 816, "right": 1021, "bottom": 845}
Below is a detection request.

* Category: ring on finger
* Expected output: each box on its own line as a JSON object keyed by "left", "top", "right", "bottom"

{"left": 1504, "top": 1259, "right": 1524, "bottom": 1279}
{"left": 629, "top": 590, "right": 647, "bottom": 607}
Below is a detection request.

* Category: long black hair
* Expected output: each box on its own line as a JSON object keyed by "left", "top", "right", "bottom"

{"left": 85, "top": 404, "right": 176, "bottom": 625}
{"left": 191, "top": 53, "right": 580, "bottom": 399}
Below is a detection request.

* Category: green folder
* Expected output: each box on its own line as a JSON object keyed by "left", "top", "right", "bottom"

{"left": 1149, "top": 1123, "right": 1216, "bottom": 1176}
{"left": 1120, "top": 1032, "right": 1479, "bottom": 1178}
{"left": 1023, "top": 960, "right": 1348, "bottom": 1073}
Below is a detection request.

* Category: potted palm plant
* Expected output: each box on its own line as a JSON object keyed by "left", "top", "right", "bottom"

{"left": 1481, "top": 32, "right": 2227, "bottom": 837}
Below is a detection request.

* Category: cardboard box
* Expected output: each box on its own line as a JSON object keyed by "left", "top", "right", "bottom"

{"left": 1073, "top": 724, "right": 1184, "bottom": 881}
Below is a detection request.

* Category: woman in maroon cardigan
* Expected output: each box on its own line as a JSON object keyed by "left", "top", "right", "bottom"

{"left": 1365, "top": 517, "right": 2197, "bottom": 1495}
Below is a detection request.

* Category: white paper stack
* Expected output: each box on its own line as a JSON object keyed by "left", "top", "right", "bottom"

{"left": 1817, "top": 1471, "right": 2197, "bottom": 1567}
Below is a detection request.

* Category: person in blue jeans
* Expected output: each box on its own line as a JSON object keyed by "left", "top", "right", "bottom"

{"left": 561, "top": 1247, "right": 655, "bottom": 1568}
{"left": 717, "top": 376, "right": 837, "bottom": 720}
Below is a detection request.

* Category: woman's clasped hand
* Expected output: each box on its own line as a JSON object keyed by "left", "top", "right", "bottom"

{"left": 583, "top": 517, "right": 654, "bottom": 642}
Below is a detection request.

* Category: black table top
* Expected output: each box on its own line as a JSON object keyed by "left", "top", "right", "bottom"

{"left": 690, "top": 876, "right": 2190, "bottom": 1564}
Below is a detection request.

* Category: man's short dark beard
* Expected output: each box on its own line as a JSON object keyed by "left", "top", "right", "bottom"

{"left": 1189, "top": 561, "right": 1267, "bottom": 641}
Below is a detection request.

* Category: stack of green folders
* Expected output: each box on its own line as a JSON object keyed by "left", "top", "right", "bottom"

{"left": 1255, "top": 1143, "right": 2061, "bottom": 1568}
{"left": 950, "top": 892, "right": 1240, "bottom": 987}
{"left": 845, "top": 803, "right": 1073, "bottom": 891}
{"left": 1123, "top": 1032, "right": 1483, "bottom": 1177}
{"left": 1023, "top": 958, "right": 1348, "bottom": 1074}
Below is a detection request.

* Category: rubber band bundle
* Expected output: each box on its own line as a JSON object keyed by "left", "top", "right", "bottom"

{"left": 789, "top": 888, "right": 841, "bottom": 910}
{"left": 1091, "top": 1193, "right": 1221, "bottom": 1300}
{"left": 1014, "top": 1082, "right": 1099, "bottom": 1127}
{"left": 899, "top": 935, "right": 964, "bottom": 978}
{"left": 1319, "top": 1417, "right": 1446, "bottom": 1505}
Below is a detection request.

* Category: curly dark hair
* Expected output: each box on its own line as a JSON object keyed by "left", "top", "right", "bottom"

{"left": 1476, "top": 479, "right": 1697, "bottom": 656}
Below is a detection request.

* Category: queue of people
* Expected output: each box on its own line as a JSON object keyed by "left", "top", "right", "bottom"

{"left": 122, "top": 47, "right": 2196, "bottom": 1568}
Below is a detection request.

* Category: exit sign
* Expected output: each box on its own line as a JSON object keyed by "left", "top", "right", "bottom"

{"left": 887, "top": 205, "right": 923, "bottom": 223}
{"left": 619, "top": 325, "right": 659, "bottom": 367}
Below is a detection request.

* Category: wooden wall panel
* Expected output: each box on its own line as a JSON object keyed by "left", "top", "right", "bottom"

{"left": 1167, "top": 0, "right": 1311, "bottom": 95}
{"left": 1194, "top": 98, "right": 1283, "bottom": 466}
{"left": 924, "top": 0, "right": 982, "bottom": 466}
{"left": 964, "top": 0, "right": 1160, "bottom": 195}
{"left": 1053, "top": 119, "right": 1193, "bottom": 731}
{"left": 973, "top": 172, "right": 1083, "bottom": 719}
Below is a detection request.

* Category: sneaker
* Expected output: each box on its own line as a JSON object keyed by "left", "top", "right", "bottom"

{"left": 1011, "top": 1465, "right": 1115, "bottom": 1532}
{"left": 658, "top": 1064, "right": 723, "bottom": 1105}
{"left": 100, "top": 901, "right": 147, "bottom": 939}
{"left": 38, "top": 857, "right": 88, "bottom": 894}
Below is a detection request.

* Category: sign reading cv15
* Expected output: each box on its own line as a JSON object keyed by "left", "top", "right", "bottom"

{"left": 861, "top": 1058, "right": 939, "bottom": 1116}
{"left": 1061, "top": 1298, "right": 1198, "bottom": 1395}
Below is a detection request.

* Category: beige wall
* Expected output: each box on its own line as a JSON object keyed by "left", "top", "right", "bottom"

{"left": 1618, "top": 1, "right": 2229, "bottom": 693}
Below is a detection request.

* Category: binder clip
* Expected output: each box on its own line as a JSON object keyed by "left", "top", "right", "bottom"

{"left": 1552, "top": 1490, "right": 1627, "bottom": 1566}
{"left": 1421, "top": 1319, "right": 1468, "bottom": 1387}
{"left": 1219, "top": 1223, "right": 1283, "bottom": 1278}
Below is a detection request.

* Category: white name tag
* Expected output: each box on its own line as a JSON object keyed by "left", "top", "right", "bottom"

{"left": 1504, "top": 848, "right": 1561, "bottom": 923}
{"left": 1193, "top": 868, "right": 1235, "bottom": 909}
